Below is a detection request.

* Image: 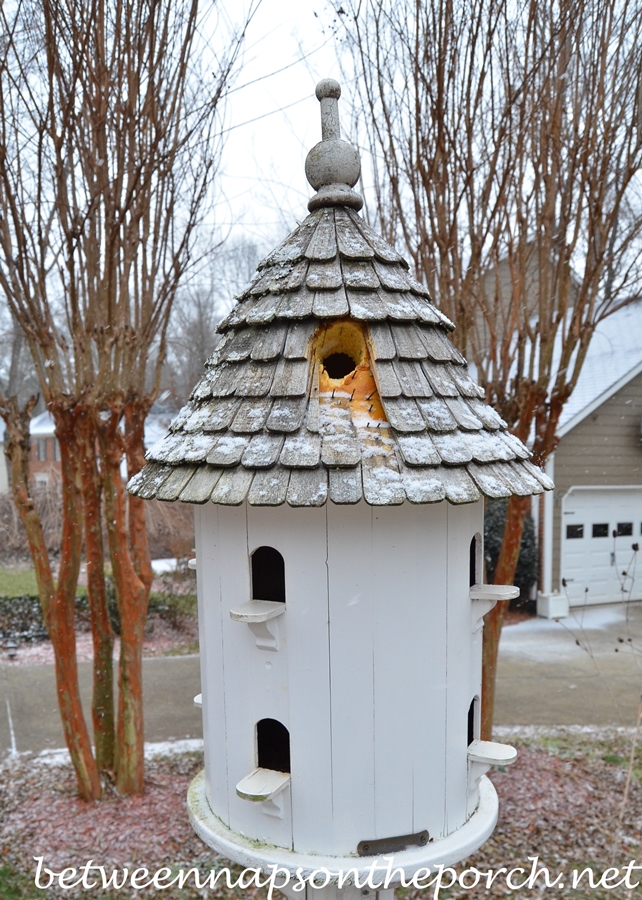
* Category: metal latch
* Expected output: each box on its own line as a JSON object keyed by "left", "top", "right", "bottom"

{"left": 357, "top": 830, "right": 429, "bottom": 856}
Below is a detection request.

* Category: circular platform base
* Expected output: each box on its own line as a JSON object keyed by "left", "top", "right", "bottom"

{"left": 187, "top": 771, "right": 498, "bottom": 882}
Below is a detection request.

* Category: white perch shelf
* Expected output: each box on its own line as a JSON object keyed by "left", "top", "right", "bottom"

{"left": 469, "top": 584, "right": 520, "bottom": 601}
{"left": 467, "top": 740, "right": 518, "bottom": 767}
{"left": 229, "top": 600, "right": 287, "bottom": 623}
{"left": 236, "top": 767, "right": 291, "bottom": 802}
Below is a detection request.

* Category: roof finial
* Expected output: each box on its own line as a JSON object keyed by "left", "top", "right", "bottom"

{"left": 305, "top": 79, "right": 363, "bottom": 212}
{"left": 317, "top": 78, "right": 342, "bottom": 140}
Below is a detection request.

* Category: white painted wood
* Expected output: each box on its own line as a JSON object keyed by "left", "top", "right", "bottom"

{"left": 543, "top": 454, "right": 555, "bottom": 594}
{"left": 247, "top": 618, "right": 282, "bottom": 651}
{"left": 210, "top": 505, "right": 262, "bottom": 840}
{"left": 195, "top": 494, "right": 496, "bottom": 864}
{"left": 236, "top": 767, "right": 291, "bottom": 802}
{"left": 405, "top": 502, "right": 449, "bottom": 839}
{"left": 229, "top": 600, "right": 286, "bottom": 623}
{"left": 193, "top": 693, "right": 202, "bottom": 708}
{"left": 188, "top": 767, "right": 500, "bottom": 882}
{"left": 187, "top": 558, "right": 196, "bottom": 570}
{"left": 373, "top": 503, "right": 418, "bottom": 836}
{"left": 467, "top": 741, "right": 516, "bottom": 817}
{"left": 470, "top": 583, "right": 519, "bottom": 631}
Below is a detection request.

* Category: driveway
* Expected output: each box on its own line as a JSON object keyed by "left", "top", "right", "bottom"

{"left": 496, "top": 601, "right": 642, "bottom": 726}
{"left": 0, "top": 655, "right": 202, "bottom": 757}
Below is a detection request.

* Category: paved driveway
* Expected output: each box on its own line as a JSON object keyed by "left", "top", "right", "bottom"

{"left": 496, "top": 601, "right": 642, "bottom": 726}
{"left": 0, "top": 655, "right": 202, "bottom": 756}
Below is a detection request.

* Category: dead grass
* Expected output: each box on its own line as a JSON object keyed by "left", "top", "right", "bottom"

{"left": 1, "top": 728, "right": 642, "bottom": 899}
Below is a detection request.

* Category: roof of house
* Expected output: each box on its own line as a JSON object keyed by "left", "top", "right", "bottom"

{"left": 557, "top": 300, "right": 642, "bottom": 437}
{"left": 128, "top": 80, "right": 552, "bottom": 508}
{"left": 29, "top": 411, "right": 55, "bottom": 437}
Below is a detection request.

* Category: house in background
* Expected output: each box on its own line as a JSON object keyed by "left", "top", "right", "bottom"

{"left": 538, "top": 300, "right": 642, "bottom": 606}
{"left": 30, "top": 411, "right": 61, "bottom": 487}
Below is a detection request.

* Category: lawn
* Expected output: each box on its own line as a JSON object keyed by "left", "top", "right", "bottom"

{"left": 0, "top": 567, "right": 39, "bottom": 598}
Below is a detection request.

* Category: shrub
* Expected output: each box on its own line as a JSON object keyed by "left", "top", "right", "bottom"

{"left": 484, "top": 499, "right": 538, "bottom": 607}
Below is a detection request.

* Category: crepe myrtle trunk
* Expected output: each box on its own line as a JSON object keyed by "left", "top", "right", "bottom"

{"left": 481, "top": 494, "right": 531, "bottom": 740}
{"left": 78, "top": 411, "right": 115, "bottom": 773}
{"left": 0, "top": 398, "right": 102, "bottom": 800}
{"left": 481, "top": 393, "right": 563, "bottom": 739}
{"left": 98, "top": 401, "right": 152, "bottom": 795}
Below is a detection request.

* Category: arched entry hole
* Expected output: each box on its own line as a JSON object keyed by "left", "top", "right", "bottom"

{"left": 251, "top": 546, "right": 285, "bottom": 603}
{"left": 257, "top": 718, "right": 290, "bottom": 773}
{"left": 468, "top": 696, "right": 480, "bottom": 746}
{"left": 316, "top": 320, "right": 367, "bottom": 384}
{"left": 470, "top": 533, "right": 482, "bottom": 587}
{"left": 322, "top": 351, "right": 357, "bottom": 379}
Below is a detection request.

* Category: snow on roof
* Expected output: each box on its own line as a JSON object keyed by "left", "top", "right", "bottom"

{"left": 29, "top": 411, "right": 55, "bottom": 436}
{"left": 558, "top": 300, "right": 642, "bottom": 436}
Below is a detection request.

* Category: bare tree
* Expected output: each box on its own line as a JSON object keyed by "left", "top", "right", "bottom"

{"left": 163, "top": 238, "right": 261, "bottom": 402}
{"left": 0, "top": 308, "right": 39, "bottom": 404}
{"left": 336, "top": 0, "right": 642, "bottom": 735}
{"left": 0, "top": 0, "right": 253, "bottom": 797}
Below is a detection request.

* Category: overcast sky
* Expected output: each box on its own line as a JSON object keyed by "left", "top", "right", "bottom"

{"left": 212, "top": 0, "right": 345, "bottom": 250}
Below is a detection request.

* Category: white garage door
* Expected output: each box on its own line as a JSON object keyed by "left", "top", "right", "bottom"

{"left": 561, "top": 487, "right": 642, "bottom": 606}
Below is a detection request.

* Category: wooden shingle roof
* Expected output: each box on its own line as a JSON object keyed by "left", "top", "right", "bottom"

{"left": 128, "top": 81, "right": 552, "bottom": 507}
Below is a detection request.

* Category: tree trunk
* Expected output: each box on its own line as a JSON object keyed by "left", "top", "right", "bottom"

{"left": 125, "top": 400, "right": 154, "bottom": 595}
{"left": 98, "top": 410, "right": 149, "bottom": 795}
{"left": 481, "top": 494, "right": 531, "bottom": 740}
{"left": 0, "top": 399, "right": 101, "bottom": 800}
{"left": 78, "top": 410, "right": 115, "bottom": 773}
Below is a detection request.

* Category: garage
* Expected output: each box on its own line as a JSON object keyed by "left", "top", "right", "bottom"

{"left": 561, "top": 487, "right": 642, "bottom": 605}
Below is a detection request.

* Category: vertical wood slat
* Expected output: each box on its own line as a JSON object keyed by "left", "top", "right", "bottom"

{"left": 327, "top": 501, "right": 376, "bottom": 853}
{"left": 407, "top": 502, "right": 449, "bottom": 837}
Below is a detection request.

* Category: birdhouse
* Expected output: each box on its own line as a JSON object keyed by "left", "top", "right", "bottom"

{"left": 129, "top": 79, "right": 553, "bottom": 890}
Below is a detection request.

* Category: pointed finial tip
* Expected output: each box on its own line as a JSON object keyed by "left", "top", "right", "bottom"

{"left": 316, "top": 78, "right": 341, "bottom": 101}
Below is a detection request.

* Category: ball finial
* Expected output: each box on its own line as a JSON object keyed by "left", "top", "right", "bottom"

{"left": 315, "top": 78, "right": 341, "bottom": 101}
{"left": 305, "top": 79, "right": 363, "bottom": 212}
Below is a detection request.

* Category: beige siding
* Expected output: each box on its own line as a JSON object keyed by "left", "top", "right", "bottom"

{"left": 552, "top": 370, "right": 642, "bottom": 588}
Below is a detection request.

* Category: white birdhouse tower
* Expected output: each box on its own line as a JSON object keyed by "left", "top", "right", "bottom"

{"left": 129, "top": 79, "right": 553, "bottom": 894}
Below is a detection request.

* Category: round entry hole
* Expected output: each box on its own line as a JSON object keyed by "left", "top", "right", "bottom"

{"left": 322, "top": 351, "right": 356, "bottom": 379}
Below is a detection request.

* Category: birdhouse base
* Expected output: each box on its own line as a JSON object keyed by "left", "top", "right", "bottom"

{"left": 187, "top": 770, "right": 499, "bottom": 884}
